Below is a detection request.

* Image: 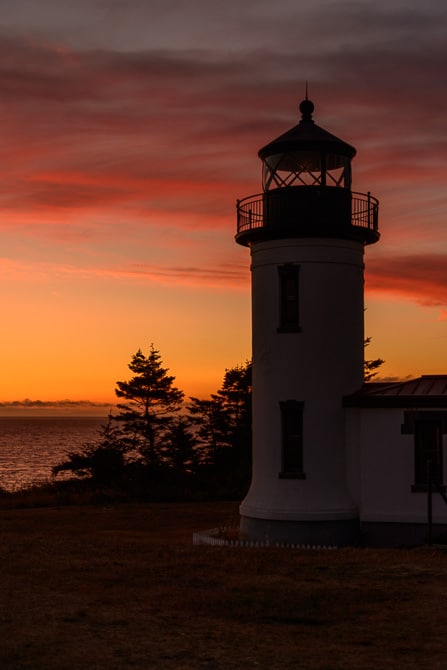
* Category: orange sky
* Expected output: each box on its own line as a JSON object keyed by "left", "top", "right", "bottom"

{"left": 0, "top": 0, "right": 446, "bottom": 413}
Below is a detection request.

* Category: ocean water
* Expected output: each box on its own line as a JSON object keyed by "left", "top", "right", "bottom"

{"left": 0, "top": 416, "right": 106, "bottom": 492}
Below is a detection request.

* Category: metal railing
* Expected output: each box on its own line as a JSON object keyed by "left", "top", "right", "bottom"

{"left": 236, "top": 194, "right": 264, "bottom": 233}
{"left": 351, "top": 192, "right": 379, "bottom": 232}
{"left": 236, "top": 191, "right": 379, "bottom": 235}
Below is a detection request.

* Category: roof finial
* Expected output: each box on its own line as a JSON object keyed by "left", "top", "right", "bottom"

{"left": 299, "top": 82, "right": 314, "bottom": 122}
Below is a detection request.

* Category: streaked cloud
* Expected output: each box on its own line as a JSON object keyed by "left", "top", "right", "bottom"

{"left": 367, "top": 254, "right": 447, "bottom": 307}
{"left": 0, "top": 0, "right": 446, "bottom": 400}
{"left": 0, "top": 399, "right": 109, "bottom": 409}
{"left": 0, "top": 256, "right": 248, "bottom": 289}
{"left": 0, "top": 3, "right": 445, "bottom": 230}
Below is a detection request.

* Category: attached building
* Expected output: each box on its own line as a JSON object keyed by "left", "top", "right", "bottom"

{"left": 345, "top": 375, "right": 447, "bottom": 545}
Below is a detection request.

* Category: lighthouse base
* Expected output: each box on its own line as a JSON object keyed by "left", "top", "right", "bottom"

{"left": 240, "top": 515, "right": 360, "bottom": 547}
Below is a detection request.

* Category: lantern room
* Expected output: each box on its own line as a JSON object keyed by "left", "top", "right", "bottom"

{"left": 236, "top": 98, "right": 379, "bottom": 246}
{"left": 260, "top": 98, "right": 354, "bottom": 191}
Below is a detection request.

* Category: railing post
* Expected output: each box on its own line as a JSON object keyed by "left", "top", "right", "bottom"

{"left": 427, "top": 459, "right": 433, "bottom": 546}
{"left": 367, "top": 192, "right": 371, "bottom": 229}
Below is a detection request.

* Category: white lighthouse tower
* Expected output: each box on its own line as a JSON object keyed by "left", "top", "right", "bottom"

{"left": 236, "top": 97, "right": 379, "bottom": 546}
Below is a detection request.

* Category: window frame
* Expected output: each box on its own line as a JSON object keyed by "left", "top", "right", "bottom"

{"left": 277, "top": 264, "right": 301, "bottom": 333}
{"left": 402, "top": 411, "right": 446, "bottom": 492}
{"left": 413, "top": 419, "right": 443, "bottom": 491}
{"left": 279, "top": 400, "right": 306, "bottom": 479}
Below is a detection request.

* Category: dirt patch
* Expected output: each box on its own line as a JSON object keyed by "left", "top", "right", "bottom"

{"left": 1, "top": 501, "right": 446, "bottom": 669}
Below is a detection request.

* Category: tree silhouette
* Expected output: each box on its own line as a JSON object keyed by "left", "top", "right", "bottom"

{"left": 112, "top": 344, "right": 184, "bottom": 466}
{"left": 188, "top": 360, "right": 252, "bottom": 485}
{"left": 52, "top": 420, "right": 128, "bottom": 484}
{"left": 187, "top": 396, "right": 229, "bottom": 464}
{"left": 364, "top": 337, "right": 384, "bottom": 382}
{"left": 53, "top": 351, "right": 253, "bottom": 497}
{"left": 163, "top": 416, "right": 198, "bottom": 474}
{"left": 215, "top": 361, "right": 252, "bottom": 467}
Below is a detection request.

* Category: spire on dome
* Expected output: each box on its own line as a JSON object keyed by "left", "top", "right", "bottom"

{"left": 299, "top": 81, "right": 314, "bottom": 121}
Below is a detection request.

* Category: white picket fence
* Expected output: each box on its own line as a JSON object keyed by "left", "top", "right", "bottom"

{"left": 192, "top": 528, "right": 337, "bottom": 550}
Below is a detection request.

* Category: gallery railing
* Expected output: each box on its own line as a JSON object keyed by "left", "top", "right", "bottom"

{"left": 236, "top": 191, "right": 379, "bottom": 236}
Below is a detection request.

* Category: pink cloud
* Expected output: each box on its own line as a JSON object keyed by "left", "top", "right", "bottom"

{"left": 366, "top": 254, "right": 447, "bottom": 307}
{"left": 0, "top": 255, "right": 249, "bottom": 290}
{"left": 0, "top": 15, "right": 444, "bottom": 313}
{"left": 0, "top": 30, "right": 443, "bottom": 200}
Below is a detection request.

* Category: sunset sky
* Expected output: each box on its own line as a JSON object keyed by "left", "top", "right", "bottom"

{"left": 0, "top": 0, "right": 446, "bottom": 413}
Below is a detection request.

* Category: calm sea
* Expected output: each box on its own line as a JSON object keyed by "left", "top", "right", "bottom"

{"left": 0, "top": 416, "right": 106, "bottom": 492}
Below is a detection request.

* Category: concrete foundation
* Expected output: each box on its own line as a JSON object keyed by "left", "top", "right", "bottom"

{"left": 240, "top": 517, "right": 447, "bottom": 547}
{"left": 240, "top": 515, "right": 360, "bottom": 547}
{"left": 359, "top": 522, "right": 447, "bottom": 548}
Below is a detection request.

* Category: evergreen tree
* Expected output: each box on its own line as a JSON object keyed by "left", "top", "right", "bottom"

{"left": 215, "top": 361, "right": 252, "bottom": 463}
{"left": 52, "top": 420, "right": 128, "bottom": 484}
{"left": 187, "top": 360, "right": 252, "bottom": 479}
{"left": 163, "top": 416, "right": 198, "bottom": 474}
{"left": 112, "top": 344, "right": 184, "bottom": 466}
{"left": 364, "top": 337, "right": 385, "bottom": 382}
{"left": 187, "top": 396, "right": 229, "bottom": 464}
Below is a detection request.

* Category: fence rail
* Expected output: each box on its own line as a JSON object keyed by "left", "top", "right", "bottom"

{"left": 193, "top": 528, "right": 337, "bottom": 550}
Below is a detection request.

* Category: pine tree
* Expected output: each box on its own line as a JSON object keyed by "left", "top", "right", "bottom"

{"left": 364, "top": 337, "right": 385, "bottom": 382}
{"left": 163, "top": 416, "right": 198, "bottom": 474}
{"left": 52, "top": 420, "right": 128, "bottom": 484}
{"left": 112, "top": 344, "right": 184, "bottom": 466}
{"left": 187, "top": 397, "right": 229, "bottom": 463}
{"left": 215, "top": 361, "right": 252, "bottom": 473}
{"left": 187, "top": 360, "right": 252, "bottom": 477}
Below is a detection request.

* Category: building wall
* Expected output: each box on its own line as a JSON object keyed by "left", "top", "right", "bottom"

{"left": 241, "top": 238, "right": 363, "bottom": 525}
{"left": 346, "top": 407, "right": 447, "bottom": 525}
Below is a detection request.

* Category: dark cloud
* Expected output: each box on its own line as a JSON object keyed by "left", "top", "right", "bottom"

{"left": 0, "top": 3, "right": 445, "bottom": 309}
{"left": 0, "top": 16, "right": 444, "bottom": 160}
{"left": 0, "top": 399, "right": 110, "bottom": 408}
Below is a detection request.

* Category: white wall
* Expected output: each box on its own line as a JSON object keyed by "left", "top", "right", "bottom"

{"left": 241, "top": 238, "right": 364, "bottom": 523}
{"left": 346, "top": 407, "right": 447, "bottom": 523}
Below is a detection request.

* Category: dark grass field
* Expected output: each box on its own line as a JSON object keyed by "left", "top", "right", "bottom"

{"left": 1, "top": 500, "right": 447, "bottom": 669}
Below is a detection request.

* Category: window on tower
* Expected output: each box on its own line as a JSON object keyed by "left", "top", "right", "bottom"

{"left": 278, "top": 264, "right": 300, "bottom": 332}
{"left": 279, "top": 400, "right": 305, "bottom": 478}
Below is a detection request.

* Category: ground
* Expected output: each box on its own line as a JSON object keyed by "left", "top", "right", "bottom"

{"left": 1, "top": 501, "right": 446, "bottom": 669}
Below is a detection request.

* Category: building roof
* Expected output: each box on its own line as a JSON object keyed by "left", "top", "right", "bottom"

{"left": 344, "top": 375, "right": 447, "bottom": 408}
{"left": 258, "top": 99, "right": 356, "bottom": 161}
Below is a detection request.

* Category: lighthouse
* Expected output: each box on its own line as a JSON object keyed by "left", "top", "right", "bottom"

{"left": 236, "top": 97, "right": 379, "bottom": 546}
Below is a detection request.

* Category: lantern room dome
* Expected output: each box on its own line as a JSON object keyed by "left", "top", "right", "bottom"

{"left": 258, "top": 99, "right": 356, "bottom": 164}
{"left": 258, "top": 98, "right": 356, "bottom": 192}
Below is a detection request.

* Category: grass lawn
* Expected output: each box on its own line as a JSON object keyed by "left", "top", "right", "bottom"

{"left": 1, "top": 500, "right": 446, "bottom": 669}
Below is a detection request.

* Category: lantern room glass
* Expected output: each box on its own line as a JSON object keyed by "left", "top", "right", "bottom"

{"left": 262, "top": 151, "right": 352, "bottom": 192}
